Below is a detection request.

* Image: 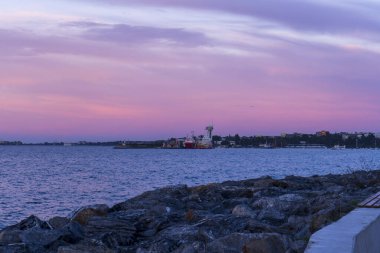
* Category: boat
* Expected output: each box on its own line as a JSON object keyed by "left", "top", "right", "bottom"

{"left": 332, "top": 145, "right": 346, "bottom": 150}
{"left": 196, "top": 125, "right": 214, "bottom": 149}
{"left": 183, "top": 136, "right": 196, "bottom": 149}
{"left": 259, "top": 139, "right": 273, "bottom": 149}
{"left": 183, "top": 125, "right": 214, "bottom": 149}
{"left": 259, "top": 143, "right": 273, "bottom": 149}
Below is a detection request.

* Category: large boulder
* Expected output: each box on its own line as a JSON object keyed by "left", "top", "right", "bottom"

{"left": 232, "top": 204, "right": 257, "bottom": 218}
{"left": 0, "top": 243, "right": 27, "bottom": 253}
{"left": 0, "top": 215, "right": 51, "bottom": 249}
{"left": 57, "top": 244, "right": 116, "bottom": 253}
{"left": 85, "top": 216, "right": 136, "bottom": 246}
{"left": 48, "top": 217, "right": 70, "bottom": 229}
{"left": 221, "top": 187, "right": 254, "bottom": 199}
{"left": 243, "top": 234, "right": 286, "bottom": 253}
{"left": 69, "top": 205, "right": 109, "bottom": 225}
{"left": 254, "top": 194, "right": 305, "bottom": 212}
{"left": 20, "top": 227, "right": 62, "bottom": 253}
{"left": 254, "top": 194, "right": 308, "bottom": 224}
{"left": 59, "top": 222, "right": 85, "bottom": 244}
{"left": 0, "top": 229, "right": 22, "bottom": 245}
{"left": 17, "top": 222, "right": 84, "bottom": 253}
{"left": 257, "top": 208, "right": 286, "bottom": 224}
{"left": 206, "top": 233, "right": 285, "bottom": 253}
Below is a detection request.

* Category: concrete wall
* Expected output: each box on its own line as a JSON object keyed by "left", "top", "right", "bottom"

{"left": 353, "top": 211, "right": 380, "bottom": 253}
{"left": 305, "top": 208, "right": 380, "bottom": 253}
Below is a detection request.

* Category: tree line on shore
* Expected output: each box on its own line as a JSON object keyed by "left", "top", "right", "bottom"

{"left": 212, "top": 132, "right": 379, "bottom": 148}
{"left": 1, "top": 132, "right": 379, "bottom": 149}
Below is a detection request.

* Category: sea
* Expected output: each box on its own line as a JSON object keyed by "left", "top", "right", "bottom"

{"left": 1, "top": 146, "right": 380, "bottom": 228}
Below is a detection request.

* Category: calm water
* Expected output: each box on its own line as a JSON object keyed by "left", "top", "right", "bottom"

{"left": 1, "top": 146, "right": 380, "bottom": 228}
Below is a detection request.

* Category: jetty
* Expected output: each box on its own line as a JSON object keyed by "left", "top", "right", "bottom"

{"left": 1, "top": 170, "right": 380, "bottom": 252}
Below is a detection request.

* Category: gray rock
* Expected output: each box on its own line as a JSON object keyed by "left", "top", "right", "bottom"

{"left": 69, "top": 204, "right": 109, "bottom": 225}
{"left": 257, "top": 208, "right": 286, "bottom": 224}
{"left": 290, "top": 240, "right": 307, "bottom": 253}
{"left": 197, "top": 227, "right": 215, "bottom": 243}
{"left": 146, "top": 239, "right": 179, "bottom": 253}
{"left": 17, "top": 221, "right": 84, "bottom": 253}
{"left": 294, "top": 224, "right": 311, "bottom": 241}
{"left": 20, "top": 227, "right": 62, "bottom": 253}
{"left": 57, "top": 244, "right": 116, "bottom": 253}
{"left": 0, "top": 244, "right": 27, "bottom": 253}
{"left": 286, "top": 215, "right": 309, "bottom": 231}
{"left": 188, "top": 193, "right": 201, "bottom": 202}
{"left": 221, "top": 187, "right": 254, "bottom": 199}
{"left": 85, "top": 216, "right": 135, "bottom": 246}
{"left": 59, "top": 222, "right": 85, "bottom": 244}
{"left": 48, "top": 217, "right": 70, "bottom": 229}
{"left": 245, "top": 220, "right": 282, "bottom": 234}
{"left": 100, "top": 232, "right": 120, "bottom": 249}
{"left": 243, "top": 234, "right": 286, "bottom": 253}
{"left": 172, "top": 244, "right": 197, "bottom": 253}
{"left": 14, "top": 215, "right": 49, "bottom": 231}
{"left": 232, "top": 204, "right": 257, "bottom": 218}
{"left": 254, "top": 194, "right": 304, "bottom": 212}
{"left": 207, "top": 233, "right": 280, "bottom": 253}
{"left": 159, "top": 225, "right": 199, "bottom": 242}
{"left": 0, "top": 229, "right": 22, "bottom": 245}
{"left": 253, "top": 194, "right": 308, "bottom": 223}
{"left": 252, "top": 178, "right": 275, "bottom": 188}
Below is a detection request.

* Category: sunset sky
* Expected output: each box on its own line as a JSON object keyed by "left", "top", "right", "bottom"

{"left": 1, "top": 0, "right": 380, "bottom": 142}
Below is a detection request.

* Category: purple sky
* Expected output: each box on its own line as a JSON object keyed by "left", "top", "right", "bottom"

{"left": 0, "top": 0, "right": 379, "bottom": 142}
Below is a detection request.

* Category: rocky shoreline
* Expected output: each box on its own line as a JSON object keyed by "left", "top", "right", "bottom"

{"left": 1, "top": 170, "right": 380, "bottom": 253}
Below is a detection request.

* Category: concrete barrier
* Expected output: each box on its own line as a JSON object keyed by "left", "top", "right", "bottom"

{"left": 305, "top": 208, "right": 380, "bottom": 253}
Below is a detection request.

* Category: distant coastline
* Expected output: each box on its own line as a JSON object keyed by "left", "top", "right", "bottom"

{"left": 1, "top": 130, "right": 380, "bottom": 149}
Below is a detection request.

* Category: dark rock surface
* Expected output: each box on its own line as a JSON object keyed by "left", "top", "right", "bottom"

{"left": 1, "top": 170, "right": 380, "bottom": 253}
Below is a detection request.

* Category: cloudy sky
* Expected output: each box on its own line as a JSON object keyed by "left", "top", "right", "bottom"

{"left": 1, "top": 0, "right": 379, "bottom": 141}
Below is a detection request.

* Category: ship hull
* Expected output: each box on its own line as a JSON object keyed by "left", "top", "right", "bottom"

{"left": 184, "top": 142, "right": 196, "bottom": 149}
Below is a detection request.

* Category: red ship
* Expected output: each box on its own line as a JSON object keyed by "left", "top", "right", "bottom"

{"left": 184, "top": 136, "right": 196, "bottom": 149}
{"left": 183, "top": 125, "right": 214, "bottom": 149}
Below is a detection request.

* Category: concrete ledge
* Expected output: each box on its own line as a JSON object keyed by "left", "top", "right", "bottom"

{"left": 305, "top": 208, "right": 380, "bottom": 253}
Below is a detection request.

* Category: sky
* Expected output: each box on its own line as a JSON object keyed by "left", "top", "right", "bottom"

{"left": 0, "top": 0, "right": 380, "bottom": 142}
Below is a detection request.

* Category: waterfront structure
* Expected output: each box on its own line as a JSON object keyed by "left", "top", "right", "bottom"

{"left": 162, "top": 138, "right": 182, "bottom": 149}
{"left": 196, "top": 125, "right": 214, "bottom": 149}
{"left": 162, "top": 125, "right": 214, "bottom": 149}
{"left": 316, "top": 130, "right": 330, "bottom": 137}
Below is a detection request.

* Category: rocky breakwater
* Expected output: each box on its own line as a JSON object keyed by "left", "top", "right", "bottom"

{"left": 2, "top": 170, "right": 380, "bottom": 253}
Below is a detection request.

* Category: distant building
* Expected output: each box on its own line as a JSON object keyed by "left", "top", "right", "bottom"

{"left": 341, "top": 133, "right": 350, "bottom": 141}
{"left": 284, "top": 133, "right": 303, "bottom": 138}
{"left": 356, "top": 133, "right": 363, "bottom": 139}
{"left": 316, "top": 130, "right": 330, "bottom": 137}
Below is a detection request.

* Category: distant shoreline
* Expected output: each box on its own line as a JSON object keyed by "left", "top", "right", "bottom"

{"left": 2, "top": 131, "right": 379, "bottom": 149}
{"left": 1, "top": 143, "right": 380, "bottom": 150}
